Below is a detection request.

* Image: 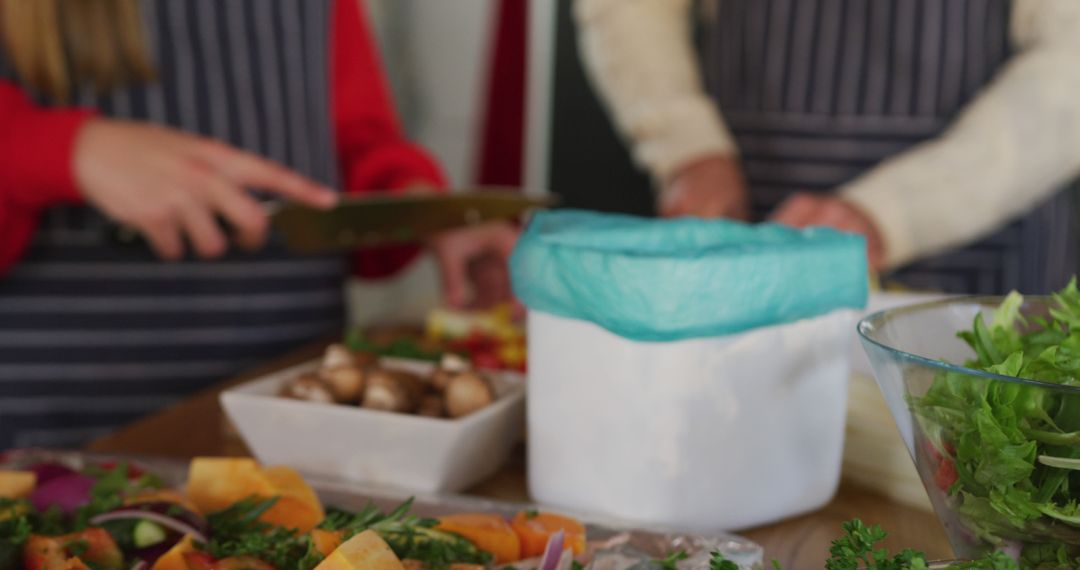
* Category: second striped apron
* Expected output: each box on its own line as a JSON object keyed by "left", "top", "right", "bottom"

{"left": 702, "top": 0, "right": 1077, "bottom": 295}
{"left": 0, "top": 0, "right": 344, "bottom": 448}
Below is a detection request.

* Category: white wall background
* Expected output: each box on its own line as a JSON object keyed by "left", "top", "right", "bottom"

{"left": 362, "top": 0, "right": 494, "bottom": 187}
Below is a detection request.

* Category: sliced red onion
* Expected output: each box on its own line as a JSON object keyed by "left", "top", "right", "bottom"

{"left": 554, "top": 549, "right": 574, "bottom": 570}
{"left": 130, "top": 561, "right": 149, "bottom": 570}
{"left": 119, "top": 502, "right": 208, "bottom": 536}
{"left": 539, "top": 530, "right": 566, "bottom": 570}
{"left": 90, "top": 510, "right": 208, "bottom": 544}
{"left": 30, "top": 473, "right": 95, "bottom": 514}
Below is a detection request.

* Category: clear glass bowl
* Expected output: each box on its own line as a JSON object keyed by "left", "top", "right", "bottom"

{"left": 857, "top": 296, "right": 1080, "bottom": 561}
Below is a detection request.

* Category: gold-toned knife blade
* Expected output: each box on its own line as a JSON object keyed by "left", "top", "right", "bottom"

{"left": 271, "top": 191, "right": 554, "bottom": 253}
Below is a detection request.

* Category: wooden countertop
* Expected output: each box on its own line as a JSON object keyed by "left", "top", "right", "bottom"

{"left": 87, "top": 342, "right": 954, "bottom": 568}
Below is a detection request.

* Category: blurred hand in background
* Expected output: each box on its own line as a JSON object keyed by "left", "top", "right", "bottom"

{"left": 430, "top": 221, "right": 520, "bottom": 310}
{"left": 771, "top": 192, "right": 886, "bottom": 271}
{"left": 660, "top": 154, "right": 749, "bottom": 220}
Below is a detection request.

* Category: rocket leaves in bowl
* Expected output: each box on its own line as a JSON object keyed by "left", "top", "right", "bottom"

{"left": 910, "top": 279, "right": 1080, "bottom": 565}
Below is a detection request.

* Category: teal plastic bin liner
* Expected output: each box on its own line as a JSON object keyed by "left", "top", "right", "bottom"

{"left": 510, "top": 210, "right": 868, "bottom": 342}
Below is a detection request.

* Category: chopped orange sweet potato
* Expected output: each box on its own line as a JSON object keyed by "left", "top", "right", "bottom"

{"left": 259, "top": 466, "right": 325, "bottom": 533}
{"left": 437, "top": 513, "right": 521, "bottom": 563}
{"left": 311, "top": 529, "right": 346, "bottom": 558}
{"left": 0, "top": 470, "right": 36, "bottom": 499}
{"left": 185, "top": 458, "right": 325, "bottom": 533}
{"left": 510, "top": 512, "right": 586, "bottom": 559}
{"left": 314, "top": 530, "right": 405, "bottom": 570}
{"left": 185, "top": 458, "right": 275, "bottom": 515}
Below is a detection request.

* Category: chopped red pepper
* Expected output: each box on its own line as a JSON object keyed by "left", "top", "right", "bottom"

{"left": 472, "top": 351, "right": 504, "bottom": 370}
{"left": 934, "top": 459, "right": 958, "bottom": 491}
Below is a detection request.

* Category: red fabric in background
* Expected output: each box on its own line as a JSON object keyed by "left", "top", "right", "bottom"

{"left": 0, "top": 86, "right": 96, "bottom": 276}
{"left": 475, "top": 0, "right": 527, "bottom": 187}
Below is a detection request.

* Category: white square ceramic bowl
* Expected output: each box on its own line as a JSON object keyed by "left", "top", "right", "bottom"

{"left": 221, "top": 358, "right": 525, "bottom": 493}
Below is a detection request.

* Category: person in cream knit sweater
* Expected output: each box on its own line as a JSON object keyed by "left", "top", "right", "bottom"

{"left": 575, "top": 0, "right": 1080, "bottom": 294}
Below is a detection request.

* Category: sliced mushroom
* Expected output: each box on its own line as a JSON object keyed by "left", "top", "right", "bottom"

{"left": 429, "top": 369, "right": 453, "bottom": 392}
{"left": 320, "top": 365, "right": 366, "bottom": 403}
{"left": 416, "top": 394, "right": 445, "bottom": 418}
{"left": 279, "top": 373, "right": 335, "bottom": 403}
{"left": 444, "top": 371, "right": 495, "bottom": 418}
{"left": 397, "top": 370, "right": 426, "bottom": 401}
{"left": 440, "top": 353, "right": 471, "bottom": 373}
{"left": 430, "top": 353, "right": 472, "bottom": 391}
{"left": 321, "top": 343, "right": 356, "bottom": 369}
{"left": 362, "top": 369, "right": 424, "bottom": 413}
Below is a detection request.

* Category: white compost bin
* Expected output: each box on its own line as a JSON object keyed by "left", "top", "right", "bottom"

{"left": 510, "top": 210, "right": 868, "bottom": 531}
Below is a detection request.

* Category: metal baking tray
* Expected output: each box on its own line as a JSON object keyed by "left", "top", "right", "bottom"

{"left": 1, "top": 450, "right": 764, "bottom": 569}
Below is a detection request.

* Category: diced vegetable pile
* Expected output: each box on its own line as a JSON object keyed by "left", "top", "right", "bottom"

{"left": 345, "top": 304, "right": 527, "bottom": 373}
{"left": 0, "top": 457, "right": 584, "bottom": 570}
{"left": 6, "top": 460, "right": 1032, "bottom": 569}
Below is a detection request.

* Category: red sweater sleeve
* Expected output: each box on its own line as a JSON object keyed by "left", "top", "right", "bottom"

{"left": 0, "top": 82, "right": 95, "bottom": 275}
{"left": 333, "top": 0, "right": 448, "bottom": 279}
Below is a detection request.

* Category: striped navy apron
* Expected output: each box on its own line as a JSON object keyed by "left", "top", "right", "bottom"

{"left": 0, "top": 0, "right": 345, "bottom": 448}
{"left": 702, "top": 0, "right": 1077, "bottom": 294}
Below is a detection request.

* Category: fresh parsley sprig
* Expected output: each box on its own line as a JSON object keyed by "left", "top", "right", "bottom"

{"left": 823, "top": 520, "right": 929, "bottom": 570}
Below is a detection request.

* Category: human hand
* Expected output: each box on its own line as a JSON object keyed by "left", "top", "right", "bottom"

{"left": 74, "top": 119, "right": 337, "bottom": 260}
{"left": 429, "top": 221, "right": 521, "bottom": 310}
{"left": 661, "top": 154, "right": 749, "bottom": 219}
{"left": 770, "top": 193, "right": 886, "bottom": 271}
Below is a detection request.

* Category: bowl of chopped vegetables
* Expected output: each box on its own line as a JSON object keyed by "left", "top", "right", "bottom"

{"left": 858, "top": 280, "right": 1080, "bottom": 565}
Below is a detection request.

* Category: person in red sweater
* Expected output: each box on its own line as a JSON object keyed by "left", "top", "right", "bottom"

{"left": 0, "top": 0, "right": 516, "bottom": 448}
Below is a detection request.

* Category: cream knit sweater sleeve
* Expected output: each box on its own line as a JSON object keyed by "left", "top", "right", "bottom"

{"left": 575, "top": 0, "right": 1080, "bottom": 269}
{"left": 574, "top": 0, "right": 737, "bottom": 181}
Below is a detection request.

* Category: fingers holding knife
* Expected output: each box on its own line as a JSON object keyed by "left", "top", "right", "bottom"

{"left": 79, "top": 120, "right": 337, "bottom": 260}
